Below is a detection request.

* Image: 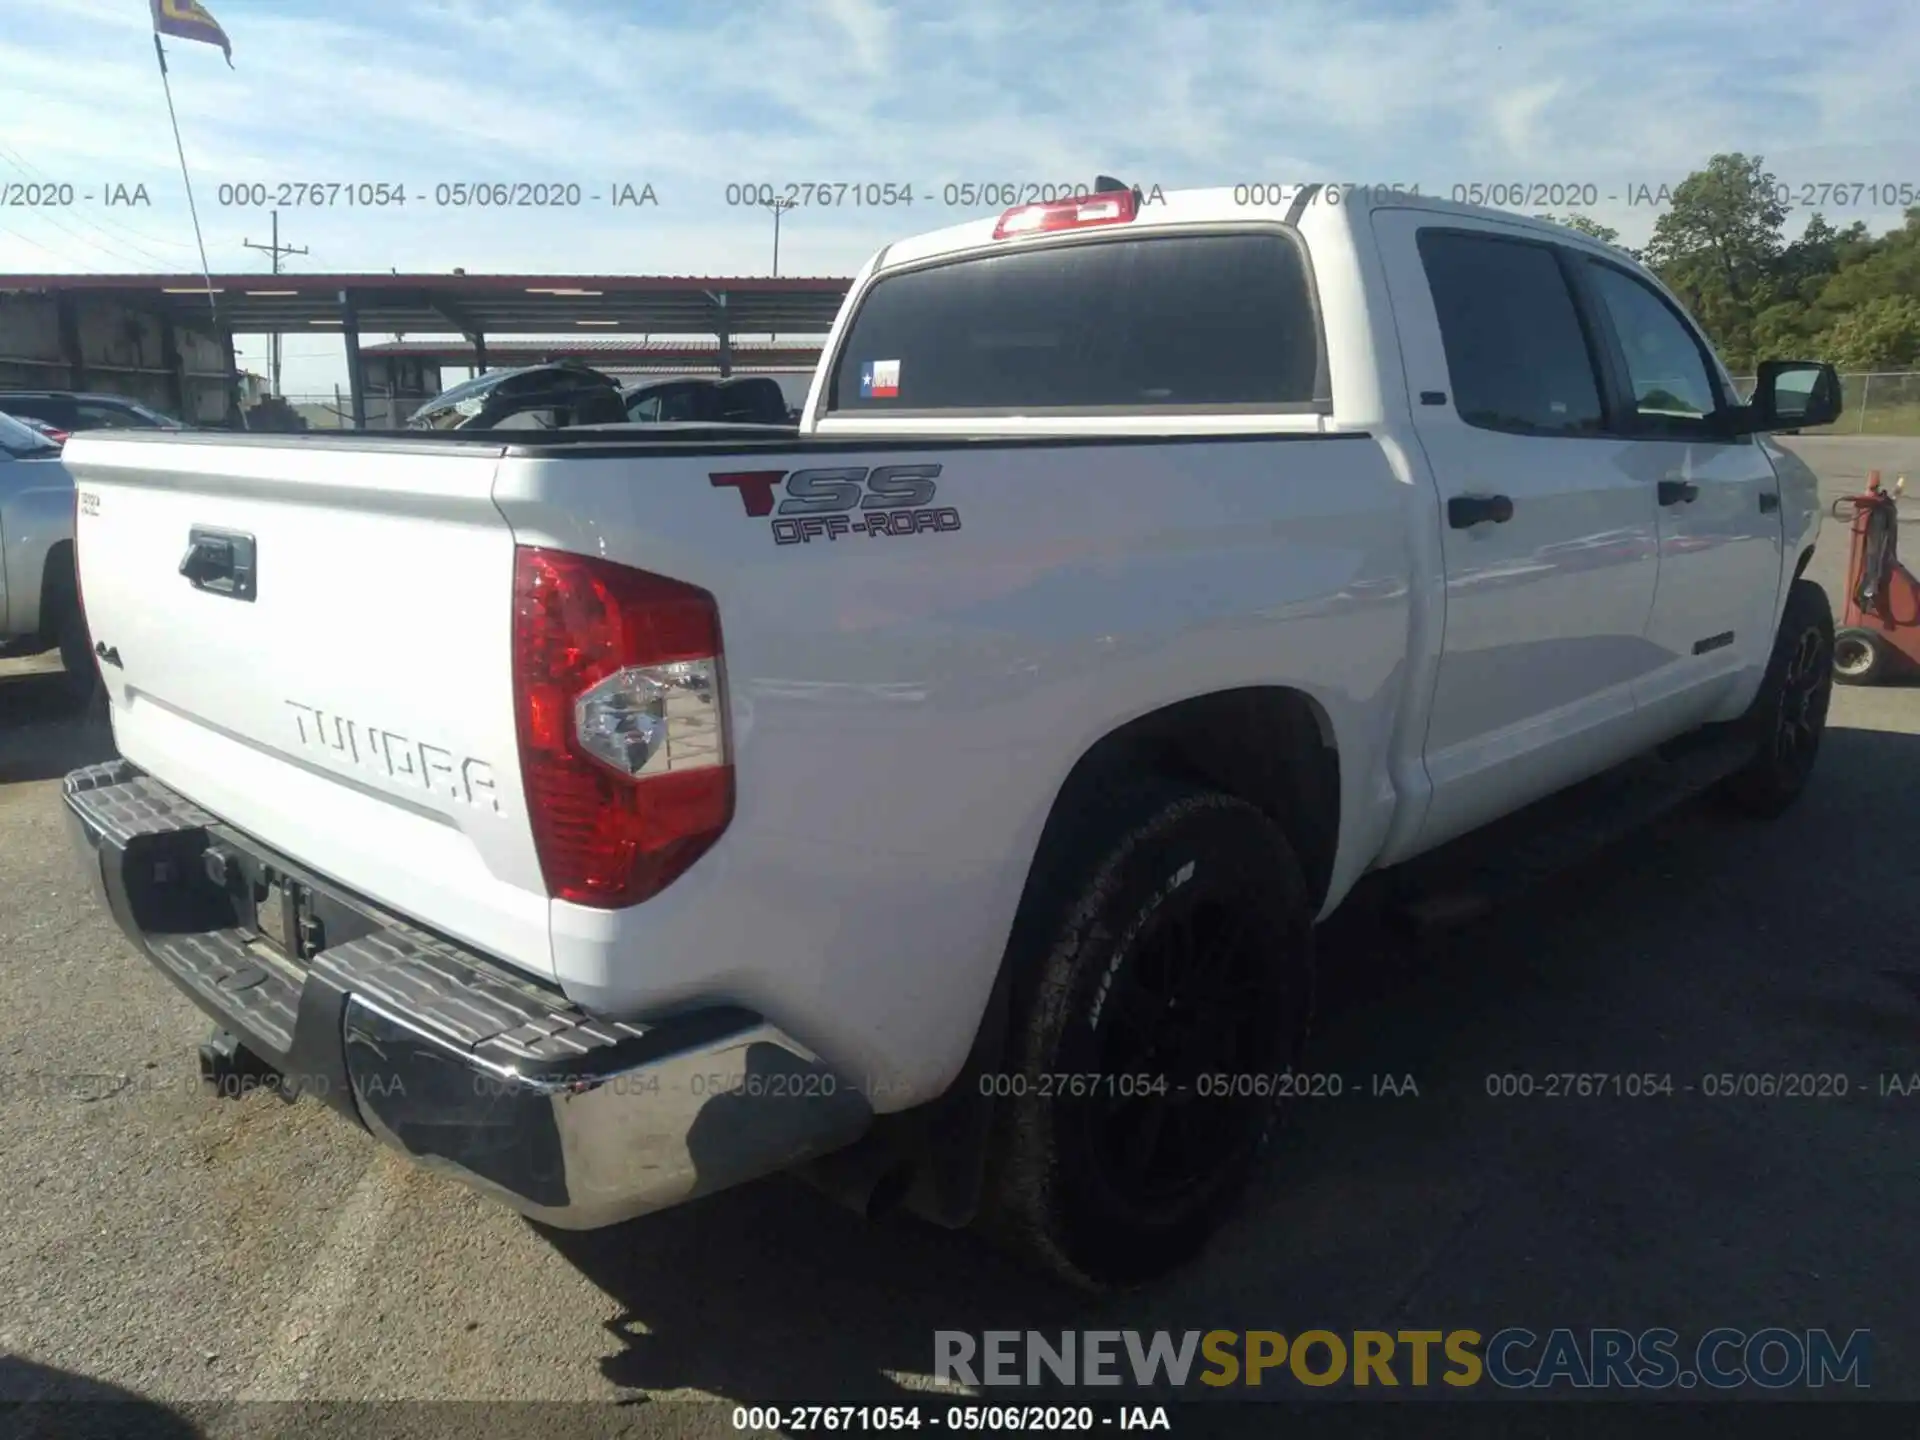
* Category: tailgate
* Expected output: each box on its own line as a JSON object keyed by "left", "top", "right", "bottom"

{"left": 66, "top": 435, "right": 552, "bottom": 980}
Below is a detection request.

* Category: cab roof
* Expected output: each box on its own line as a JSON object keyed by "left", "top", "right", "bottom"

{"left": 874, "top": 183, "right": 1625, "bottom": 273}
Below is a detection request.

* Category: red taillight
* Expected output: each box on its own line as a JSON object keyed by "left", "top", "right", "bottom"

{"left": 511, "top": 546, "right": 733, "bottom": 908}
{"left": 48, "top": 429, "right": 70, "bottom": 444}
{"left": 993, "top": 188, "right": 1138, "bottom": 239}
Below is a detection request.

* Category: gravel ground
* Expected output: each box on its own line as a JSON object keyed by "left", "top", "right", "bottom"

{"left": 1, "top": 437, "right": 1917, "bottom": 1436}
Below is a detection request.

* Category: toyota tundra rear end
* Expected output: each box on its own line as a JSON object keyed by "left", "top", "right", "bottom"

{"left": 57, "top": 186, "right": 1404, "bottom": 1253}
{"left": 59, "top": 429, "right": 874, "bottom": 1227}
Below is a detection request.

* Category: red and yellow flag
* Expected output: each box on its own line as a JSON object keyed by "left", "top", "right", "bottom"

{"left": 151, "top": 0, "right": 232, "bottom": 66}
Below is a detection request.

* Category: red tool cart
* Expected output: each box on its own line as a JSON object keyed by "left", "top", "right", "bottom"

{"left": 1832, "top": 469, "right": 1920, "bottom": 684}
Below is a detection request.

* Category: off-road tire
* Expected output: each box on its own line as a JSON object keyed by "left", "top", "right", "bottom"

{"left": 1714, "top": 579, "right": 1834, "bottom": 818}
{"left": 976, "top": 780, "right": 1315, "bottom": 1289}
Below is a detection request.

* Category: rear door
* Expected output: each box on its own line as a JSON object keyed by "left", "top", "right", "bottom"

{"left": 66, "top": 435, "right": 554, "bottom": 979}
{"left": 1373, "top": 211, "right": 1664, "bottom": 852}
{"left": 1572, "top": 255, "right": 1785, "bottom": 729}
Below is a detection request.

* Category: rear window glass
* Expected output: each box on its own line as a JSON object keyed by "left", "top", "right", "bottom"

{"left": 829, "top": 232, "right": 1320, "bottom": 412}
{"left": 0, "top": 411, "right": 60, "bottom": 455}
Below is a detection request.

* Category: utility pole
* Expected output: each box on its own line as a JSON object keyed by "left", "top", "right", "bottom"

{"left": 765, "top": 196, "right": 796, "bottom": 277}
{"left": 242, "top": 210, "right": 308, "bottom": 396}
{"left": 765, "top": 197, "right": 796, "bottom": 346}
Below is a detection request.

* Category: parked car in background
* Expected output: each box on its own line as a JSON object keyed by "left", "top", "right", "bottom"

{"left": 0, "top": 411, "right": 93, "bottom": 698}
{"left": 15, "top": 416, "right": 67, "bottom": 449}
{"left": 714, "top": 375, "right": 799, "bottom": 424}
{"left": 407, "top": 368, "right": 798, "bottom": 431}
{"left": 621, "top": 377, "right": 722, "bottom": 422}
{"left": 0, "top": 391, "right": 188, "bottom": 444}
{"left": 405, "top": 361, "right": 628, "bottom": 431}
{"left": 621, "top": 376, "right": 793, "bottom": 425}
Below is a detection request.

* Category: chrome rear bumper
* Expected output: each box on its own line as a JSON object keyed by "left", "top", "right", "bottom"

{"left": 64, "top": 759, "right": 871, "bottom": 1229}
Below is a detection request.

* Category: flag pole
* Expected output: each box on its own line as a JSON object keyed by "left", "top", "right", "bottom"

{"left": 153, "top": 32, "right": 246, "bottom": 428}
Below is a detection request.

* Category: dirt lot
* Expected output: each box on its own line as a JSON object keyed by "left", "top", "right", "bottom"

{"left": 2, "top": 437, "right": 1918, "bottom": 1433}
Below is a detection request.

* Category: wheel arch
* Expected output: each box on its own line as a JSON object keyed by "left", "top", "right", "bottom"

{"left": 1026, "top": 685, "right": 1342, "bottom": 917}
{"left": 33, "top": 538, "right": 75, "bottom": 644}
{"left": 849, "top": 686, "right": 1343, "bottom": 1231}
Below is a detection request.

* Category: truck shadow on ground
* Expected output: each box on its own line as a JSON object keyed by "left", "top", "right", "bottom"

{"left": 542, "top": 722, "right": 1920, "bottom": 1407}
{"left": 0, "top": 667, "right": 115, "bottom": 785}
{"left": 0, "top": 1356, "right": 204, "bottom": 1439}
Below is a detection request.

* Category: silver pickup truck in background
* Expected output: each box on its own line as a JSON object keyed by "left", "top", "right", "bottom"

{"left": 0, "top": 410, "right": 92, "bottom": 699}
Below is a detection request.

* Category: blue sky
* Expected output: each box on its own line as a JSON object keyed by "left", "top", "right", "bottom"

{"left": 3, "top": 0, "right": 1916, "bottom": 392}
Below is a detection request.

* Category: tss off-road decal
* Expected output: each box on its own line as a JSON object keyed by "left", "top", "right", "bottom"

{"left": 711, "top": 464, "right": 962, "bottom": 545}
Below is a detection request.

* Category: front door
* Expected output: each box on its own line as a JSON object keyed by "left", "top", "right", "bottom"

{"left": 1572, "top": 255, "right": 1786, "bottom": 731}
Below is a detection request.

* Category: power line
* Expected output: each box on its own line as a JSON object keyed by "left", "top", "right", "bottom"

{"left": 0, "top": 220, "right": 102, "bottom": 271}
{"left": 0, "top": 148, "right": 179, "bottom": 269}
{"left": 0, "top": 140, "right": 197, "bottom": 261}
{"left": 0, "top": 144, "right": 181, "bottom": 265}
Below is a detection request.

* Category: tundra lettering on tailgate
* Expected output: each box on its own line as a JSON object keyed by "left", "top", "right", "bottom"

{"left": 710, "top": 464, "right": 962, "bottom": 545}
{"left": 285, "top": 700, "right": 501, "bottom": 813}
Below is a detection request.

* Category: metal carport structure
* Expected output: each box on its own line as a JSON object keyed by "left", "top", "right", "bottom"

{"left": 0, "top": 272, "right": 852, "bottom": 427}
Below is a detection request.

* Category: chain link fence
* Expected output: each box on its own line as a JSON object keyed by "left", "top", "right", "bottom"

{"left": 1729, "top": 371, "right": 1920, "bottom": 436}
{"left": 268, "top": 391, "right": 421, "bottom": 430}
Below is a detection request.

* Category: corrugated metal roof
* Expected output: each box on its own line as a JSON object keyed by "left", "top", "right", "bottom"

{"left": 0, "top": 273, "right": 852, "bottom": 336}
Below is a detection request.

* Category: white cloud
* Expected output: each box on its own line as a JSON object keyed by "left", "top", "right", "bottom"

{"left": 815, "top": 0, "right": 897, "bottom": 78}
{"left": 1, "top": 0, "right": 1914, "bottom": 391}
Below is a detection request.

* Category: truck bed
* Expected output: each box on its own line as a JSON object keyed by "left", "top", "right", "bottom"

{"left": 63, "top": 422, "right": 1409, "bottom": 1107}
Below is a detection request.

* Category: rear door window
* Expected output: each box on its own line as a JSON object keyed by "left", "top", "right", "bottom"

{"left": 0, "top": 411, "right": 60, "bottom": 456}
{"left": 493, "top": 408, "right": 559, "bottom": 430}
{"left": 74, "top": 401, "right": 151, "bottom": 429}
{"left": 828, "top": 232, "right": 1322, "bottom": 413}
{"left": 658, "top": 385, "right": 719, "bottom": 422}
{"left": 1416, "top": 229, "right": 1605, "bottom": 436}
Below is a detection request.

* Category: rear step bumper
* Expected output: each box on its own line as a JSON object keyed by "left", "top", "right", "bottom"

{"left": 62, "top": 759, "right": 871, "bottom": 1229}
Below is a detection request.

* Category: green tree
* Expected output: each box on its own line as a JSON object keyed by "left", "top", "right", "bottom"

{"left": 1812, "top": 207, "right": 1920, "bottom": 314}
{"left": 1814, "top": 294, "right": 1920, "bottom": 371}
{"left": 1747, "top": 300, "right": 1817, "bottom": 359}
{"left": 1533, "top": 212, "right": 1621, "bottom": 245}
{"left": 1642, "top": 153, "right": 1790, "bottom": 369}
{"left": 1626, "top": 157, "right": 1917, "bottom": 386}
{"left": 1776, "top": 213, "right": 1844, "bottom": 300}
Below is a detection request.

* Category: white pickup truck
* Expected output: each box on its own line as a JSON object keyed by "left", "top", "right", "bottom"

{"left": 60, "top": 183, "right": 1842, "bottom": 1289}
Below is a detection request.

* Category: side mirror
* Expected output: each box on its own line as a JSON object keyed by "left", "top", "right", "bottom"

{"left": 1742, "top": 360, "right": 1842, "bottom": 433}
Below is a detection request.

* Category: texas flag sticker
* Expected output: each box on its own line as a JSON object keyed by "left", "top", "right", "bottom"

{"left": 860, "top": 359, "right": 901, "bottom": 399}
